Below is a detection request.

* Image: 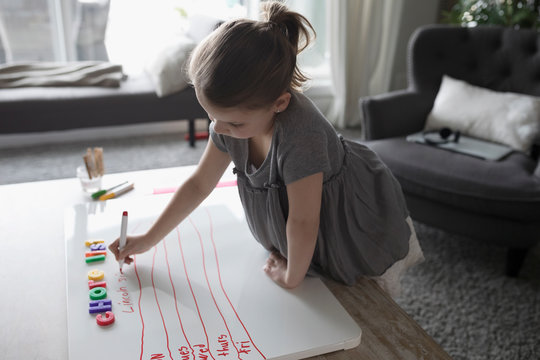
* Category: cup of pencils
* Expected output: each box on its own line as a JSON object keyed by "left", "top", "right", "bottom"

{"left": 77, "top": 147, "right": 104, "bottom": 193}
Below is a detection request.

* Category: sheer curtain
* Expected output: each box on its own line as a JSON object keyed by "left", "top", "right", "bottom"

{"left": 326, "top": 0, "right": 404, "bottom": 128}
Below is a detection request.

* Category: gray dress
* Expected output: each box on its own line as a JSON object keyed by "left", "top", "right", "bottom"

{"left": 210, "top": 92, "right": 410, "bottom": 285}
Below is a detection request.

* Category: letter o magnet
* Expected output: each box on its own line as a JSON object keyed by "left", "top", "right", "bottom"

{"left": 96, "top": 311, "right": 115, "bottom": 326}
{"left": 89, "top": 286, "right": 107, "bottom": 300}
{"left": 88, "top": 269, "right": 104, "bottom": 281}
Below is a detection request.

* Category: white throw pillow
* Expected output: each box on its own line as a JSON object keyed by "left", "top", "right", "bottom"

{"left": 186, "top": 14, "right": 223, "bottom": 44}
{"left": 144, "top": 36, "right": 196, "bottom": 98}
{"left": 424, "top": 75, "right": 540, "bottom": 153}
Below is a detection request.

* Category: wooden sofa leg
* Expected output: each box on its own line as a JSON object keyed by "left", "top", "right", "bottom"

{"left": 506, "top": 248, "right": 528, "bottom": 277}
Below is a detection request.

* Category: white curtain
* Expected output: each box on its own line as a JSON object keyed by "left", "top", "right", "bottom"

{"left": 326, "top": 0, "right": 404, "bottom": 128}
{"left": 0, "top": 15, "right": 12, "bottom": 63}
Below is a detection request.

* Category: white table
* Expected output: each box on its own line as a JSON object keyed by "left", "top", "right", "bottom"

{"left": 1, "top": 166, "right": 207, "bottom": 359}
{"left": 0, "top": 166, "right": 451, "bottom": 360}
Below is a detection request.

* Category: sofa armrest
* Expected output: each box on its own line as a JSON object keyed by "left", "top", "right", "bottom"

{"left": 534, "top": 161, "right": 540, "bottom": 177}
{"left": 360, "top": 90, "right": 433, "bottom": 140}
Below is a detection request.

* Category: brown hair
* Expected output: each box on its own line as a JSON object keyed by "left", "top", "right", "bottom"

{"left": 187, "top": 1, "right": 315, "bottom": 109}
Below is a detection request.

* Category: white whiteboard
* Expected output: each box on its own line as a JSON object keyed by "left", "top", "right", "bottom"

{"left": 65, "top": 187, "right": 361, "bottom": 360}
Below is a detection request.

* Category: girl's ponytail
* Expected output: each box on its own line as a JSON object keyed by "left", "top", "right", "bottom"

{"left": 262, "top": 1, "right": 315, "bottom": 55}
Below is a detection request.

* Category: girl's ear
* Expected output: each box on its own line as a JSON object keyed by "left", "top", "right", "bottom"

{"left": 274, "top": 92, "right": 292, "bottom": 113}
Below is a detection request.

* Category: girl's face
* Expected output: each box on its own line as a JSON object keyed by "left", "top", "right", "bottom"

{"left": 196, "top": 91, "right": 289, "bottom": 140}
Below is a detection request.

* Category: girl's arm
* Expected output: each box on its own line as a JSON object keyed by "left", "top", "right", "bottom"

{"left": 109, "top": 139, "right": 231, "bottom": 264}
{"left": 263, "top": 172, "right": 323, "bottom": 288}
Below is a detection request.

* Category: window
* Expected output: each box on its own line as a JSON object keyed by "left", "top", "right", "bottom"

{"left": 0, "top": 0, "right": 67, "bottom": 63}
{"left": 0, "top": 0, "right": 329, "bottom": 82}
{"left": 287, "top": 0, "right": 329, "bottom": 80}
{"left": 0, "top": 0, "right": 111, "bottom": 63}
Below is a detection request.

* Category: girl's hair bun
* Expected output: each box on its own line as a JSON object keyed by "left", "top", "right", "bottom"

{"left": 261, "top": 1, "right": 315, "bottom": 55}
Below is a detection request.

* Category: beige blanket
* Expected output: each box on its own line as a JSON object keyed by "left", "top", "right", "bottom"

{"left": 0, "top": 61, "right": 126, "bottom": 88}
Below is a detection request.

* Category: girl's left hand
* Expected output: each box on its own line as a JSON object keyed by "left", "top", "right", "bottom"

{"left": 263, "top": 251, "right": 291, "bottom": 288}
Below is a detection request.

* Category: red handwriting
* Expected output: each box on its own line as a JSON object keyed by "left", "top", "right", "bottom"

{"left": 130, "top": 215, "right": 268, "bottom": 360}
{"left": 117, "top": 286, "right": 135, "bottom": 313}
{"left": 204, "top": 209, "right": 265, "bottom": 359}
{"left": 217, "top": 335, "right": 229, "bottom": 357}
{"left": 178, "top": 346, "right": 191, "bottom": 360}
{"left": 194, "top": 344, "right": 210, "bottom": 360}
{"left": 236, "top": 341, "right": 251, "bottom": 355}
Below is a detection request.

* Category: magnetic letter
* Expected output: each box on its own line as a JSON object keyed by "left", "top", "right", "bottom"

{"left": 85, "top": 254, "right": 106, "bottom": 263}
{"left": 88, "top": 280, "right": 107, "bottom": 289}
{"left": 90, "top": 243, "right": 107, "bottom": 251}
{"left": 85, "top": 239, "right": 105, "bottom": 247}
{"left": 96, "top": 311, "right": 115, "bottom": 326}
{"left": 88, "top": 269, "right": 105, "bottom": 281}
{"left": 89, "top": 299, "right": 112, "bottom": 313}
{"left": 85, "top": 251, "right": 107, "bottom": 257}
{"left": 89, "top": 286, "right": 107, "bottom": 300}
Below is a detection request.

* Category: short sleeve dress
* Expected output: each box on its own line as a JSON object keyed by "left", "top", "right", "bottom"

{"left": 210, "top": 92, "right": 413, "bottom": 286}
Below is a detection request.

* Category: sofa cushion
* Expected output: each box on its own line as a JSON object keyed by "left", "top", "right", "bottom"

{"left": 425, "top": 75, "right": 540, "bottom": 153}
{"left": 0, "top": 73, "right": 206, "bottom": 133}
{"left": 365, "top": 137, "right": 540, "bottom": 221}
{"left": 145, "top": 36, "right": 196, "bottom": 97}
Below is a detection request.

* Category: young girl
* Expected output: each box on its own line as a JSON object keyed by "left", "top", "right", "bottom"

{"left": 109, "top": 1, "right": 423, "bottom": 296}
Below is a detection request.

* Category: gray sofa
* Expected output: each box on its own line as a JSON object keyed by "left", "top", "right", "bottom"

{"left": 0, "top": 12, "right": 224, "bottom": 147}
{"left": 361, "top": 24, "right": 540, "bottom": 276}
{"left": 0, "top": 73, "right": 207, "bottom": 147}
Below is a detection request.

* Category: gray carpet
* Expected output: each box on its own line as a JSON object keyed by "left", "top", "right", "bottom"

{"left": 1, "top": 130, "right": 539, "bottom": 360}
{"left": 0, "top": 132, "right": 206, "bottom": 184}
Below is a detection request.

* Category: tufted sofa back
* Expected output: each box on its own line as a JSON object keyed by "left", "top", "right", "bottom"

{"left": 409, "top": 24, "right": 540, "bottom": 102}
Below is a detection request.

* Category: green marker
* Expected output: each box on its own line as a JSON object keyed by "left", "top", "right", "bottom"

{"left": 91, "top": 181, "right": 128, "bottom": 200}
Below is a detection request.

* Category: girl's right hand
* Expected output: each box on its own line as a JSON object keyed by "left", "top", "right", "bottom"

{"left": 108, "top": 234, "right": 157, "bottom": 266}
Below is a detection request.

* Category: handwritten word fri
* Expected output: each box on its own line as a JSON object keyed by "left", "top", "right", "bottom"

{"left": 237, "top": 341, "right": 252, "bottom": 355}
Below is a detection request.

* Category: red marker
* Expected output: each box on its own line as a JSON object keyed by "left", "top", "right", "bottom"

{"left": 119, "top": 211, "right": 128, "bottom": 273}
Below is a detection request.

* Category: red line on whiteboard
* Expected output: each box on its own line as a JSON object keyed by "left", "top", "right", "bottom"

{"left": 151, "top": 247, "right": 174, "bottom": 360}
{"left": 134, "top": 255, "right": 145, "bottom": 360}
{"left": 176, "top": 227, "right": 216, "bottom": 360}
{"left": 162, "top": 239, "right": 194, "bottom": 358}
{"left": 205, "top": 209, "right": 266, "bottom": 359}
{"left": 188, "top": 217, "right": 242, "bottom": 360}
